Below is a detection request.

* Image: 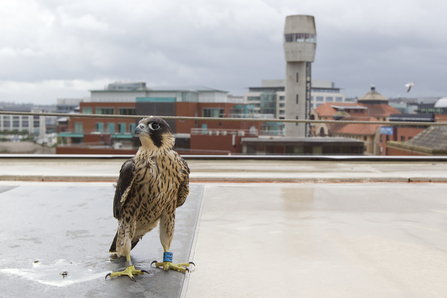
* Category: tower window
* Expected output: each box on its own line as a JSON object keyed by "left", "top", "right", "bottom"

{"left": 296, "top": 73, "right": 299, "bottom": 83}
{"left": 296, "top": 95, "right": 299, "bottom": 104}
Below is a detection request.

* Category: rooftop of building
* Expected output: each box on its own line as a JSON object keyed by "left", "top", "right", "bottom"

{"left": 241, "top": 136, "right": 363, "bottom": 143}
{"left": 327, "top": 116, "right": 381, "bottom": 136}
{"left": 388, "top": 126, "right": 447, "bottom": 155}
{"left": 434, "top": 97, "right": 447, "bottom": 108}
{"left": 1, "top": 155, "right": 447, "bottom": 297}
{"left": 358, "top": 86, "right": 389, "bottom": 103}
{"left": 315, "top": 101, "right": 401, "bottom": 118}
{"left": 91, "top": 83, "right": 228, "bottom": 93}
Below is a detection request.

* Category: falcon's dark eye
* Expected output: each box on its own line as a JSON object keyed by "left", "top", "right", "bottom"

{"left": 149, "top": 122, "right": 160, "bottom": 130}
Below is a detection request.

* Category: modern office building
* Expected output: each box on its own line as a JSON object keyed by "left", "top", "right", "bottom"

{"left": 283, "top": 15, "right": 317, "bottom": 137}
{"left": 244, "top": 79, "right": 345, "bottom": 135}
{"left": 56, "top": 98, "right": 83, "bottom": 113}
{"left": 0, "top": 109, "right": 46, "bottom": 136}
{"left": 57, "top": 82, "right": 269, "bottom": 154}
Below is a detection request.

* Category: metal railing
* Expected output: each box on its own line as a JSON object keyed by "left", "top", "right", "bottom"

{"left": 2, "top": 111, "right": 447, "bottom": 126}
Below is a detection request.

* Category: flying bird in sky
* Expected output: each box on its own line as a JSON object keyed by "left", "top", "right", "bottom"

{"left": 106, "top": 117, "right": 192, "bottom": 281}
{"left": 405, "top": 82, "right": 415, "bottom": 92}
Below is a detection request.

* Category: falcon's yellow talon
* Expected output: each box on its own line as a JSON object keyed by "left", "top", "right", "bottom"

{"left": 105, "top": 265, "right": 147, "bottom": 281}
{"left": 151, "top": 261, "right": 192, "bottom": 273}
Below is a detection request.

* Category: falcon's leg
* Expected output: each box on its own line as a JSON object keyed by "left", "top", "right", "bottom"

{"left": 151, "top": 210, "right": 194, "bottom": 273}
{"left": 105, "top": 254, "right": 149, "bottom": 281}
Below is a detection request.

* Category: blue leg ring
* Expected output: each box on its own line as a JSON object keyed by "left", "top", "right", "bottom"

{"left": 163, "top": 252, "right": 173, "bottom": 262}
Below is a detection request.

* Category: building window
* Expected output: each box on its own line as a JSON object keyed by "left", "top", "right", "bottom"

{"left": 296, "top": 73, "right": 299, "bottom": 83}
{"left": 335, "top": 97, "right": 343, "bottom": 102}
{"left": 3, "top": 116, "right": 10, "bottom": 128}
{"left": 296, "top": 95, "right": 299, "bottom": 104}
{"left": 118, "top": 123, "right": 127, "bottom": 133}
{"left": 247, "top": 96, "right": 261, "bottom": 101}
{"left": 326, "top": 97, "right": 333, "bottom": 102}
{"left": 316, "top": 96, "right": 324, "bottom": 102}
{"left": 130, "top": 123, "right": 136, "bottom": 134}
{"left": 400, "top": 136, "right": 405, "bottom": 141}
{"left": 386, "top": 135, "right": 390, "bottom": 141}
{"left": 279, "top": 103, "right": 285, "bottom": 108}
{"left": 311, "top": 103, "right": 314, "bottom": 108}
{"left": 107, "top": 123, "right": 115, "bottom": 133}
{"left": 279, "top": 96, "right": 285, "bottom": 101}
{"left": 33, "top": 116, "right": 40, "bottom": 128}
{"left": 22, "top": 117, "right": 29, "bottom": 128}
{"left": 118, "top": 108, "right": 136, "bottom": 115}
{"left": 74, "top": 122, "right": 83, "bottom": 134}
{"left": 364, "top": 136, "right": 367, "bottom": 141}
{"left": 95, "top": 123, "right": 104, "bottom": 132}
{"left": 279, "top": 110, "right": 285, "bottom": 115}
{"left": 311, "top": 96, "right": 314, "bottom": 101}
{"left": 203, "top": 108, "right": 224, "bottom": 118}
{"left": 13, "top": 116, "right": 20, "bottom": 128}
{"left": 82, "top": 107, "right": 93, "bottom": 114}
{"left": 95, "top": 107, "right": 115, "bottom": 115}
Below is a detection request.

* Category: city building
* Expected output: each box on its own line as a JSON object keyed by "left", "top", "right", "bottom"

{"left": 325, "top": 116, "right": 381, "bottom": 155}
{"left": 244, "top": 79, "right": 345, "bottom": 136}
{"left": 283, "top": 15, "right": 317, "bottom": 137}
{"left": 312, "top": 86, "right": 401, "bottom": 155}
{"left": 241, "top": 137, "right": 364, "bottom": 155}
{"left": 0, "top": 109, "right": 46, "bottom": 137}
{"left": 56, "top": 98, "right": 83, "bottom": 113}
{"left": 387, "top": 126, "right": 447, "bottom": 156}
{"left": 57, "top": 82, "right": 269, "bottom": 155}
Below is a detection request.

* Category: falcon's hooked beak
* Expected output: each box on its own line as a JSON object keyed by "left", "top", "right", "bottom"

{"left": 135, "top": 124, "right": 149, "bottom": 136}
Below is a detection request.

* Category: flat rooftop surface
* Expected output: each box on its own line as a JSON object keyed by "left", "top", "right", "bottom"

{"left": 1, "top": 157, "right": 447, "bottom": 183}
{"left": 1, "top": 157, "right": 447, "bottom": 297}
{"left": 0, "top": 182, "right": 203, "bottom": 298}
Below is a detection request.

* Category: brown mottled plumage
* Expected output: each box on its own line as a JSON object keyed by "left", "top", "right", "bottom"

{"left": 108, "top": 117, "right": 190, "bottom": 267}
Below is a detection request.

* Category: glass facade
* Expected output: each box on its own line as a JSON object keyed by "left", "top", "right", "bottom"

{"left": 260, "top": 93, "right": 276, "bottom": 115}
{"left": 95, "top": 123, "right": 104, "bottom": 132}
{"left": 118, "top": 108, "right": 136, "bottom": 115}
{"left": 118, "top": 123, "right": 127, "bottom": 133}
{"left": 95, "top": 107, "right": 115, "bottom": 115}
{"left": 284, "top": 33, "right": 317, "bottom": 43}
{"left": 22, "top": 117, "right": 29, "bottom": 128}
{"left": 74, "top": 122, "right": 83, "bottom": 134}
{"left": 3, "top": 116, "right": 10, "bottom": 128}
{"left": 13, "top": 116, "right": 19, "bottom": 128}
{"left": 203, "top": 108, "right": 225, "bottom": 118}
{"left": 107, "top": 123, "right": 115, "bottom": 133}
{"left": 82, "top": 107, "right": 93, "bottom": 114}
{"left": 33, "top": 116, "right": 40, "bottom": 128}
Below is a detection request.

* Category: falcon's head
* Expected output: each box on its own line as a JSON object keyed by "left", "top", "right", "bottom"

{"left": 135, "top": 117, "right": 174, "bottom": 151}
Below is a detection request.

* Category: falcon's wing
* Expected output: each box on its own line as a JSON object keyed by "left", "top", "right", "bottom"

{"left": 113, "top": 159, "right": 135, "bottom": 219}
{"left": 176, "top": 156, "right": 190, "bottom": 208}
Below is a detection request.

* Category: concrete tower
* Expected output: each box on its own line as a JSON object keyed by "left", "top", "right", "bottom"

{"left": 283, "top": 15, "right": 317, "bottom": 137}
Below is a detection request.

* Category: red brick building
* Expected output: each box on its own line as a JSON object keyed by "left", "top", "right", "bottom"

{"left": 57, "top": 83, "right": 266, "bottom": 155}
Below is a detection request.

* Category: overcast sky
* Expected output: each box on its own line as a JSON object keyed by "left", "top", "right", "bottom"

{"left": 0, "top": 0, "right": 446, "bottom": 105}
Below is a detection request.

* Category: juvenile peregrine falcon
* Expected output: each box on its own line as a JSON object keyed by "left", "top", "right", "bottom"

{"left": 106, "top": 117, "right": 192, "bottom": 281}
